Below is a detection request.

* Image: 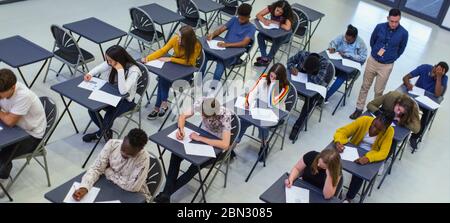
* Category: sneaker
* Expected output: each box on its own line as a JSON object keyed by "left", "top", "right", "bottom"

{"left": 147, "top": 110, "right": 158, "bottom": 120}
{"left": 324, "top": 100, "right": 330, "bottom": 105}
{"left": 158, "top": 107, "right": 168, "bottom": 117}
{"left": 104, "top": 130, "right": 113, "bottom": 142}
{"left": 342, "top": 199, "right": 353, "bottom": 203}
{"left": 409, "top": 137, "right": 418, "bottom": 151}
{"left": 82, "top": 132, "right": 100, "bottom": 143}
{"left": 289, "top": 125, "right": 300, "bottom": 141}
{"left": 153, "top": 193, "right": 170, "bottom": 203}
{"left": 229, "top": 150, "right": 237, "bottom": 160}
{"left": 349, "top": 109, "right": 362, "bottom": 120}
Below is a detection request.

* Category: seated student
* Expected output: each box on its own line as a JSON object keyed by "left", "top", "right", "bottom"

{"left": 73, "top": 128, "right": 151, "bottom": 202}
{"left": 402, "top": 62, "right": 448, "bottom": 150}
{"left": 334, "top": 111, "right": 395, "bottom": 202}
{"left": 326, "top": 25, "right": 368, "bottom": 101}
{"left": 201, "top": 3, "right": 256, "bottom": 84}
{"left": 82, "top": 45, "right": 141, "bottom": 142}
{"left": 254, "top": 0, "right": 293, "bottom": 67}
{"left": 287, "top": 51, "right": 333, "bottom": 140}
{"left": 143, "top": 25, "right": 202, "bottom": 120}
{"left": 285, "top": 148, "right": 342, "bottom": 199}
{"left": 154, "top": 97, "right": 232, "bottom": 203}
{"left": 235, "top": 63, "right": 289, "bottom": 160}
{"left": 0, "top": 69, "right": 47, "bottom": 184}
{"left": 367, "top": 91, "right": 420, "bottom": 134}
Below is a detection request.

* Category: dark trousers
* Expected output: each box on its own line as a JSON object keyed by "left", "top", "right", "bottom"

{"left": 161, "top": 153, "right": 216, "bottom": 196}
{"left": 410, "top": 108, "right": 432, "bottom": 140}
{"left": 88, "top": 99, "right": 136, "bottom": 135}
{"left": 0, "top": 136, "right": 41, "bottom": 179}
{"left": 293, "top": 95, "right": 321, "bottom": 130}
{"left": 346, "top": 175, "right": 364, "bottom": 200}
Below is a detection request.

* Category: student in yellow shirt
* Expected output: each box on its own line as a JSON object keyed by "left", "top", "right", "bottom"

{"left": 333, "top": 111, "right": 394, "bottom": 202}
{"left": 143, "top": 25, "right": 202, "bottom": 120}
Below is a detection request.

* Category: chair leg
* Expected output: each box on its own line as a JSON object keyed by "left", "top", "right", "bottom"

{"left": 6, "top": 158, "right": 31, "bottom": 190}
{"left": 43, "top": 57, "right": 54, "bottom": 83}
{"left": 83, "top": 120, "right": 93, "bottom": 134}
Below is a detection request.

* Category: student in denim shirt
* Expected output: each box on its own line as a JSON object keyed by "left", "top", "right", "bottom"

{"left": 326, "top": 25, "right": 368, "bottom": 101}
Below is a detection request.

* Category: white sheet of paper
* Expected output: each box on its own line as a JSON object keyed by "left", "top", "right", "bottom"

{"left": 342, "top": 59, "right": 362, "bottom": 70}
{"left": 250, "top": 108, "right": 279, "bottom": 122}
{"left": 305, "top": 82, "right": 327, "bottom": 99}
{"left": 408, "top": 86, "right": 425, "bottom": 96}
{"left": 260, "top": 22, "right": 280, "bottom": 30}
{"left": 88, "top": 90, "right": 122, "bottom": 107}
{"left": 95, "top": 200, "right": 121, "bottom": 203}
{"left": 340, "top": 146, "right": 360, "bottom": 162}
{"left": 168, "top": 127, "right": 195, "bottom": 144}
{"left": 291, "top": 72, "right": 308, "bottom": 83}
{"left": 234, "top": 96, "right": 256, "bottom": 110}
{"left": 415, "top": 95, "right": 440, "bottom": 110}
{"left": 326, "top": 50, "right": 343, "bottom": 60}
{"left": 184, "top": 143, "right": 216, "bottom": 158}
{"left": 63, "top": 182, "right": 100, "bottom": 203}
{"left": 78, "top": 77, "right": 107, "bottom": 91}
{"left": 207, "top": 40, "right": 226, "bottom": 50}
{"left": 285, "top": 186, "right": 309, "bottom": 203}
{"left": 146, "top": 60, "right": 165, "bottom": 69}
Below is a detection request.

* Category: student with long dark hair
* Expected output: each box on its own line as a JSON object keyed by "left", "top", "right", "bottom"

{"left": 82, "top": 45, "right": 141, "bottom": 142}
{"left": 254, "top": 0, "right": 294, "bottom": 67}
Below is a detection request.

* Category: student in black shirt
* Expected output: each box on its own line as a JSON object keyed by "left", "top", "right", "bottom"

{"left": 285, "top": 148, "right": 342, "bottom": 199}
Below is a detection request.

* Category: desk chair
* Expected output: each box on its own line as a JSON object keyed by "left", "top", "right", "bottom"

{"left": 176, "top": 0, "right": 208, "bottom": 36}
{"left": 44, "top": 25, "right": 95, "bottom": 83}
{"left": 117, "top": 63, "right": 150, "bottom": 138}
{"left": 124, "top": 7, "right": 164, "bottom": 55}
{"left": 290, "top": 7, "right": 309, "bottom": 52}
{"left": 147, "top": 152, "right": 164, "bottom": 202}
{"left": 6, "top": 97, "right": 58, "bottom": 192}
{"left": 217, "top": 0, "right": 255, "bottom": 25}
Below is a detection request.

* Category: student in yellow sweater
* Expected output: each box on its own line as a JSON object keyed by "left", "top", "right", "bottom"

{"left": 333, "top": 111, "right": 394, "bottom": 202}
{"left": 142, "top": 25, "right": 202, "bottom": 120}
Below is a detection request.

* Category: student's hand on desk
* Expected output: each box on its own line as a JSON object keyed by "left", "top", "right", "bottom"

{"left": 290, "top": 67, "right": 299, "bottom": 76}
{"left": 159, "top": 57, "right": 171, "bottom": 62}
{"left": 189, "top": 132, "right": 201, "bottom": 141}
{"left": 405, "top": 83, "right": 414, "bottom": 91}
{"left": 328, "top": 48, "right": 336, "bottom": 54}
{"left": 284, "top": 178, "right": 292, "bottom": 188}
{"left": 335, "top": 142, "right": 344, "bottom": 153}
{"left": 84, "top": 74, "right": 92, "bottom": 81}
{"left": 72, "top": 187, "right": 88, "bottom": 201}
{"left": 176, "top": 128, "right": 185, "bottom": 140}
{"left": 217, "top": 42, "right": 227, "bottom": 48}
{"left": 207, "top": 33, "right": 213, "bottom": 41}
{"left": 354, "top": 156, "right": 369, "bottom": 165}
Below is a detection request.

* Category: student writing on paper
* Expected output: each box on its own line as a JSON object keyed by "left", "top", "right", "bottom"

{"left": 333, "top": 111, "right": 394, "bottom": 203}
{"left": 285, "top": 148, "right": 342, "bottom": 199}
{"left": 201, "top": 3, "right": 256, "bottom": 84}
{"left": 153, "top": 98, "right": 232, "bottom": 203}
{"left": 367, "top": 91, "right": 420, "bottom": 133}
{"left": 287, "top": 51, "right": 333, "bottom": 140}
{"left": 82, "top": 46, "right": 141, "bottom": 143}
{"left": 402, "top": 61, "right": 448, "bottom": 150}
{"left": 235, "top": 63, "right": 289, "bottom": 162}
{"left": 0, "top": 69, "right": 47, "bottom": 184}
{"left": 326, "top": 25, "right": 367, "bottom": 101}
{"left": 73, "top": 129, "right": 151, "bottom": 202}
{"left": 254, "top": 0, "right": 293, "bottom": 67}
{"left": 143, "top": 26, "right": 202, "bottom": 120}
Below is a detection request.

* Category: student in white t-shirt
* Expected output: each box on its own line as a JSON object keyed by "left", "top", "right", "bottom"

{"left": 0, "top": 69, "right": 46, "bottom": 182}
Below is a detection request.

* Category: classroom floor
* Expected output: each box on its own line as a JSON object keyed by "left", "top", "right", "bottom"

{"left": 0, "top": 0, "right": 449, "bottom": 203}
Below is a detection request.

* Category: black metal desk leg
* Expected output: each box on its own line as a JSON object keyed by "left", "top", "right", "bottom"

{"left": 0, "top": 183, "right": 13, "bottom": 201}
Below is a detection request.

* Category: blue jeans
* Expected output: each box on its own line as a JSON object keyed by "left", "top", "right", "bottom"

{"left": 326, "top": 70, "right": 358, "bottom": 101}
{"left": 88, "top": 99, "right": 136, "bottom": 135}
{"left": 257, "top": 33, "right": 291, "bottom": 60}
{"left": 201, "top": 54, "right": 239, "bottom": 81}
{"left": 235, "top": 119, "right": 270, "bottom": 143}
{"left": 155, "top": 76, "right": 192, "bottom": 108}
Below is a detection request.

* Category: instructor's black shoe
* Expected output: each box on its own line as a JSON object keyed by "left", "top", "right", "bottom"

{"left": 349, "top": 109, "right": 362, "bottom": 120}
